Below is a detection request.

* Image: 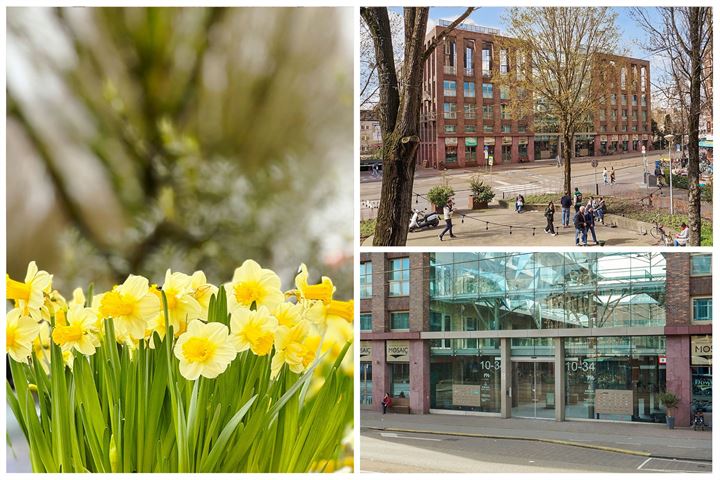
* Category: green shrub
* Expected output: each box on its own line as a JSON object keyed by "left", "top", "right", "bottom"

{"left": 427, "top": 185, "right": 455, "bottom": 207}
{"left": 469, "top": 175, "right": 495, "bottom": 203}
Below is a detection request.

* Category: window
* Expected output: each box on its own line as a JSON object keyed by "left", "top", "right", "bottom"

{"left": 391, "top": 311, "right": 410, "bottom": 330}
{"left": 500, "top": 86, "right": 510, "bottom": 100}
{"left": 611, "top": 110, "right": 617, "bottom": 121}
{"left": 483, "top": 104, "right": 494, "bottom": 120}
{"left": 464, "top": 104, "right": 476, "bottom": 119}
{"left": 465, "top": 124, "right": 477, "bottom": 133}
{"left": 620, "top": 67, "right": 627, "bottom": 89}
{"left": 390, "top": 363, "right": 410, "bottom": 398}
{"left": 388, "top": 257, "right": 410, "bottom": 296}
{"left": 444, "top": 102, "right": 457, "bottom": 119}
{"left": 611, "top": 94, "right": 616, "bottom": 105}
{"left": 641, "top": 110, "right": 647, "bottom": 122}
{"left": 501, "top": 124, "right": 511, "bottom": 133}
{"left": 464, "top": 81, "right": 475, "bottom": 97}
{"left": 499, "top": 49, "right": 509, "bottom": 74}
{"left": 445, "top": 125, "right": 457, "bottom": 133}
{"left": 445, "top": 38, "right": 456, "bottom": 67}
{"left": 360, "top": 261, "right": 372, "bottom": 298}
{"left": 518, "top": 124, "right": 527, "bottom": 133}
{"left": 464, "top": 42, "right": 474, "bottom": 75}
{"left": 621, "top": 95, "right": 627, "bottom": 106}
{"left": 483, "top": 125, "right": 494, "bottom": 133}
{"left": 443, "top": 80, "right": 456, "bottom": 96}
{"left": 641, "top": 66, "right": 647, "bottom": 92}
{"left": 691, "top": 255, "right": 712, "bottom": 276}
{"left": 482, "top": 83, "right": 493, "bottom": 99}
{"left": 641, "top": 95, "right": 647, "bottom": 106}
{"left": 693, "top": 298, "right": 712, "bottom": 323}
{"left": 632, "top": 95, "right": 638, "bottom": 106}
{"left": 599, "top": 109, "right": 606, "bottom": 121}
{"left": 482, "top": 44, "right": 491, "bottom": 76}
{"left": 360, "top": 313, "right": 372, "bottom": 331}
{"left": 501, "top": 104, "right": 510, "bottom": 120}
{"left": 632, "top": 111, "right": 637, "bottom": 121}
{"left": 622, "top": 109, "right": 628, "bottom": 120}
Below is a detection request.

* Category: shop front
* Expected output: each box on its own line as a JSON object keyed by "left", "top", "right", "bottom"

{"left": 691, "top": 335, "right": 712, "bottom": 415}
{"left": 360, "top": 341, "right": 373, "bottom": 407}
{"left": 387, "top": 340, "right": 411, "bottom": 398}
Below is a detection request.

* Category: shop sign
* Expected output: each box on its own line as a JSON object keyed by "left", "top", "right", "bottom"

{"left": 452, "top": 385, "right": 482, "bottom": 407}
{"left": 658, "top": 355, "right": 666, "bottom": 364}
{"left": 465, "top": 137, "right": 478, "bottom": 147}
{"left": 360, "top": 341, "right": 372, "bottom": 360}
{"left": 386, "top": 340, "right": 409, "bottom": 362}
{"left": 611, "top": 135, "right": 619, "bottom": 142}
{"left": 600, "top": 135, "right": 608, "bottom": 142}
{"left": 622, "top": 134, "right": 629, "bottom": 141}
{"left": 503, "top": 136, "right": 512, "bottom": 145}
{"left": 642, "top": 134, "right": 648, "bottom": 140}
{"left": 484, "top": 137, "right": 496, "bottom": 145}
{"left": 445, "top": 137, "right": 458, "bottom": 146}
{"left": 518, "top": 137, "right": 528, "bottom": 145}
{"left": 633, "top": 134, "right": 639, "bottom": 141}
{"left": 691, "top": 335, "right": 712, "bottom": 366}
{"left": 594, "top": 389, "right": 633, "bottom": 415}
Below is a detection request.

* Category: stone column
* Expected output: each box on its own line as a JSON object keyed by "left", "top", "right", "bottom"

{"left": 371, "top": 253, "right": 386, "bottom": 333}
{"left": 409, "top": 340, "right": 430, "bottom": 413}
{"left": 372, "top": 340, "right": 390, "bottom": 412}
{"left": 554, "top": 337, "right": 565, "bottom": 421}
{"left": 666, "top": 336, "right": 691, "bottom": 426}
{"left": 500, "top": 337, "right": 511, "bottom": 418}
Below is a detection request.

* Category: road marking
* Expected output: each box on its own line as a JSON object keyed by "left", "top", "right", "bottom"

{"left": 380, "top": 432, "right": 442, "bottom": 442}
{"left": 636, "top": 458, "right": 652, "bottom": 470}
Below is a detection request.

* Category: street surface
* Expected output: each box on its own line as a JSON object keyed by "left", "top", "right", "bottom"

{"left": 360, "top": 428, "right": 712, "bottom": 473}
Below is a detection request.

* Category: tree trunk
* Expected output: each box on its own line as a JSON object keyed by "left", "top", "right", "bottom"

{"left": 686, "top": 8, "right": 702, "bottom": 246}
{"left": 562, "top": 132, "right": 573, "bottom": 195}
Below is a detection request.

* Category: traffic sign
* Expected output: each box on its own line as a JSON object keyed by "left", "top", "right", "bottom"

{"left": 591, "top": 159, "right": 598, "bottom": 168}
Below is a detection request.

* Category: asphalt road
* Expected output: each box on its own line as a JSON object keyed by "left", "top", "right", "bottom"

{"left": 360, "top": 428, "right": 713, "bottom": 474}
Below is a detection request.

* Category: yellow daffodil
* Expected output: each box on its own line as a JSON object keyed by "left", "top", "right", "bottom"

{"left": 6, "top": 261, "right": 53, "bottom": 321}
{"left": 33, "top": 322, "right": 52, "bottom": 373}
{"left": 226, "top": 260, "right": 284, "bottom": 312}
{"left": 51, "top": 304, "right": 100, "bottom": 355}
{"left": 273, "top": 302, "right": 303, "bottom": 328}
{"left": 326, "top": 299, "right": 353, "bottom": 323}
{"left": 99, "top": 275, "right": 161, "bottom": 341}
{"left": 322, "top": 316, "right": 354, "bottom": 376}
{"left": 152, "top": 269, "right": 203, "bottom": 336}
{"left": 229, "top": 306, "right": 278, "bottom": 356}
{"left": 6, "top": 308, "right": 41, "bottom": 363}
{"left": 174, "top": 319, "right": 236, "bottom": 380}
{"left": 270, "top": 321, "right": 321, "bottom": 378}
{"left": 294, "top": 263, "right": 335, "bottom": 304}
{"left": 190, "top": 271, "right": 218, "bottom": 319}
{"left": 300, "top": 299, "right": 328, "bottom": 331}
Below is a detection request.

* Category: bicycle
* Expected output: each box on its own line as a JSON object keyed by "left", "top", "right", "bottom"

{"left": 649, "top": 219, "right": 672, "bottom": 246}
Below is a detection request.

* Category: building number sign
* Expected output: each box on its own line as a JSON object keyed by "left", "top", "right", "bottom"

{"left": 566, "top": 360, "right": 595, "bottom": 372}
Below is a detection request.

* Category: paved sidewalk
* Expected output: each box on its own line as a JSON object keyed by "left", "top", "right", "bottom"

{"left": 361, "top": 410, "right": 712, "bottom": 462}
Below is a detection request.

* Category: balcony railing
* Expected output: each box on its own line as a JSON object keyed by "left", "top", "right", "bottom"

{"left": 444, "top": 65, "right": 457, "bottom": 75}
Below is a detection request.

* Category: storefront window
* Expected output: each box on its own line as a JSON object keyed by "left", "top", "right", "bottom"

{"left": 691, "top": 335, "right": 712, "bottom": 413}
{"left": 360, "top": 362, "right": 373, "bottom": 405}
{"left": 430, "top": 339, "right": 501, "bottom": 412}
{"left": 390, "top": 363, "right": 410, "bottom": 398}
{"left": 360, "top": 261, "right": 372, "bottom": 298}
{"left": 388, "top": 257, "right": 410, "bottom": 296}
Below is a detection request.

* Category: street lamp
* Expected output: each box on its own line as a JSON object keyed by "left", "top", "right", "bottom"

{"left": 664, "top": 134, "right": 674, "bottom": 215}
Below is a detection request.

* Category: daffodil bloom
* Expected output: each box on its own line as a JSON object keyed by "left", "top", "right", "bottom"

{"left": 33, "top": 322, "right": 52, "bottom": 373}
{"left": 152, "top": 269, "right": 203, "bottom": 336}
{"left": 229, "top": 306, "right": 278, "bottom": 356}
{"left": 226, "top": 260, "right": 284, "bottom": 312}
{"left": 99, "top": 275, "right": 161, "bottom": 341}
{"left": 300, "top": 299, "right": 328, "bottom": 331}
{"left": 6, "top": 308, "right": 41, "bottom": 363}
{"left": 294, "top": 263, "right": 335, "bottom": 304}
{"left": 326, "top": 299, "right": 353, "bottom": 323}
{"left": 174, "top": 320, "right": 236, "bottom": 380}
{"left": 270, "top": 321, "right": 321, "bottom": 378}
{"left": 190, "top": 271, "right": 218, "bottom": 319}
{"left": 6, "top": 261, "right": 53, "bottom": 321}
{"left": 273, "top": 302, "right": 303, "bottom": 328}
{"left": 321, "top": 316, "right": 354, "bottom": 376}
{"left": 52, "top": 304, "right": 100, "bottom": 355}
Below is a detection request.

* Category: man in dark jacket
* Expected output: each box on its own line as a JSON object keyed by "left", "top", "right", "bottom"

{"left": 574, "top": 206, "right": 588, "bottom": 246}
{"left": 584, "top": 207, "right": 599, "bottom": 245}
{"left": 560, "top": 192, "right": 572, "bottom": 227}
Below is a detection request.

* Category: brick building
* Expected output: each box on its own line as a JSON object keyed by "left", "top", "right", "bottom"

{"left": 360, "top": 252, "right": 712, "bottom": 425}
{"left": 418, "top": 21, "right": 653, "bottom": 169}
{"left": 360, "top": 109, "right": 382, "bottom": 158}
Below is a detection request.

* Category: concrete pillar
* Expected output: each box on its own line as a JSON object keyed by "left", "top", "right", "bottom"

{"left": 554, "top": 337, "right": 565, "bottom": 422}
{"left": 409, "top": 340, "right": 430, "bottom": 413}
{"left": 500, "top": 337, "right": 511, "bottom": 418}
{"left": 372, "top": 340, "right": 390, "bottom": 412}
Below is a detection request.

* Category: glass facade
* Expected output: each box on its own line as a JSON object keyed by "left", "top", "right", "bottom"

{"left": 360, "top": 362, "right": 373, "bottom": 405}
{"left": 390, "top": 363, "right": 410, "bottom": 398}
{"left": 430, "top": 253, "right": 666, "bottom": 331}
{"left": 564, "top": 336, "right": 666, "bottom": 422}
{"left": 430, "top": 339, "right": 501, "bottom": 412}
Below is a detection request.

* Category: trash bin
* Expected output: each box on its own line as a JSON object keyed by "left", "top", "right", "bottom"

{"left": 645, "top": 173, "right": 657, "bottom": 187}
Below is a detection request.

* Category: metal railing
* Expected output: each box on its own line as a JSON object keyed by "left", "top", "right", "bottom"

{"left": 439, "top": 19, "right": 500, "bottom": 35}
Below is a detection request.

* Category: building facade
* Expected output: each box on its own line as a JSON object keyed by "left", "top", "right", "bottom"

{"left": 418, "top": 21, "right": 653, "bottom": 169}
{"left": 360, "top": 252, "right": 712, "bottom": 425}
{"left": 360, "top": 109, "right": 382, "bottom": 159}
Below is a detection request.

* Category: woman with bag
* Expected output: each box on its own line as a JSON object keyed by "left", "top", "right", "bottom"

{"left": 544, "top": 201, "right": 558, "bottom": 236}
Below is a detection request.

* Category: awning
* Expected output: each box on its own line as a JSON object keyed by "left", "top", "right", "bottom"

{"left": 699, "top": 140, "right": 713, "bottom": 148}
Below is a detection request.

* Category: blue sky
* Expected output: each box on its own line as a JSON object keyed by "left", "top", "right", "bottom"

{"left": 389, "top": 6, "right": 662, "bottom": 82}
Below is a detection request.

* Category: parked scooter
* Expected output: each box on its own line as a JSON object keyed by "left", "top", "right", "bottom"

{"left": 409, "top": 209, "right": 440, "bottom": 232}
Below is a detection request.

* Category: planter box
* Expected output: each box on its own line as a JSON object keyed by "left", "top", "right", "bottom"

{"left": 468, "top": 195, "right": 489, "bottom": 209}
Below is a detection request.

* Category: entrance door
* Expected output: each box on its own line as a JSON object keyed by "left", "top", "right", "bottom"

{"left": 512, "top": 361, "right": 555, "bottom": 419}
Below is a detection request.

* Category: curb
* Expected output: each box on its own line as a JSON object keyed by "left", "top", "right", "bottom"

{"left": 367, "top": 426, "right": 711, "bottom": 463}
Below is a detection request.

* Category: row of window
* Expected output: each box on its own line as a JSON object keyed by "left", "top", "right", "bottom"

{"left": 443, "top": 81, "right": 508, "bottom": 99}
{"left": 360, "top": 312, "right": 408, "bottom": 332}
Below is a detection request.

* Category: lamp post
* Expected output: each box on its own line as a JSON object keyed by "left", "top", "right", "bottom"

{"left": 664, "top": 134, "right": 674, "bottom": 215}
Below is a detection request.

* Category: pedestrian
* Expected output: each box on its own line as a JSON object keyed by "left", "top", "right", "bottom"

{"left": 573, "top": 187, "right": 583, "bottom": 213}
{"left": 585, "top": 207, "right": 599, "bottom": 245}
{"left": 439, "top": 198, "right": 456, "bottom": 241}
{"left": 674, "top": 223, "right": 689, "bottom": 247}
{"left": 596, "top": 197, "right": 606, "bottom": 224}
{"left": 574, "top": 206, "right": 588, "bottom": 246}
{"left": 586, "top": 196, "right": 594, "bottom": 211}
{"left": 382, "top": 392, "right": 392, "bottom": 414}
{"left": 556, "top": 153, "right": 561, "bottom": 168}
{"left": 602, "top": 166, "right": 608, "bottom": 184}
{"left": 544, "top": 201, "right": 558, "bottom": 236}
{"left": 560, "top": 192, "right": 572, "bottom": 227}
{"left": 515, "top": 194, "right": 525, "bottom": 213}
{"left": 610, "top": 166, "right": 616, "bottom": 184}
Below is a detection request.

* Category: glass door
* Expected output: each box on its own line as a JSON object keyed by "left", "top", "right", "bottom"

{"left": 512, "top": 361, "right": 555, "bottom": 419}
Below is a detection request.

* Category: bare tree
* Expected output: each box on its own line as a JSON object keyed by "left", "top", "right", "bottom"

{"left": 494, "top": 7, "right": 621, "bottom": 196}
{"left": 632, "top": 7, "right": 712, "bottom": 246}
{"left": 361, "top": 7, "right": 475, "bottom": 246}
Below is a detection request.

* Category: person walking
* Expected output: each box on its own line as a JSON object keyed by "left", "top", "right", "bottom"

{"left": 560, "top": 192, "right": 572, "bottom": 227}
{"left": 544, "top": 201, "right": 558, "bottom": 236}
{"left": 610, "top": 166, "right": 616, "bottom": 184}
{"left": 439, "top": 199, "right": 456, "bottom": 241}
{"left": 585, "top": 206, "right": 599, "bottom": 245}
{"left": 596, "top": 196, "right": 606, "bottom": 224}
{"left": 574, "top": 206, "right": 588, "bottom": 246}
{"left": 573, "top": 187, "right": 583, "bottom": 213}
{"left": 382, "top": 392, "right": 392, "bottom": 414}
{"left": 602, "top": 166, "right": 609, "bottom": 184}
